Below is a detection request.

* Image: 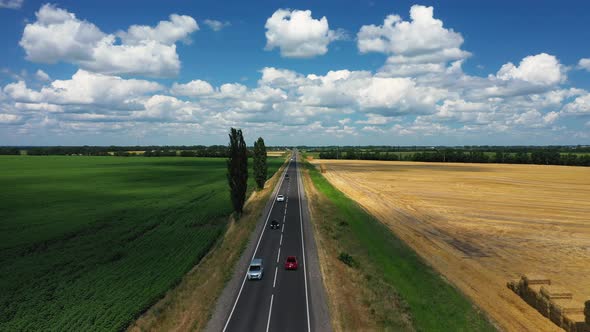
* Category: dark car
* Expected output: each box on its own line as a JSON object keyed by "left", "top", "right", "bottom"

{"left": 270, "top": 219, "right": 280, "bottom": 229}
{"left": 284, "top": 256, "right": 298, "bottom": 270}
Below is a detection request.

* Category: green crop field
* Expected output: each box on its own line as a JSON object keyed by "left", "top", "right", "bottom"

{"left": 0, "top": 156, "right": 284, "bottom": 331}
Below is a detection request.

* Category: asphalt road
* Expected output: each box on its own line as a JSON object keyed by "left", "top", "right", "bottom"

{"left": 223, "top": 154, "right": 311, "bottom": 332}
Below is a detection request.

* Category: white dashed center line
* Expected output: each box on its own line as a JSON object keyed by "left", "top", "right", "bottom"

{"left": 265, "top": 294, "right": 274, "bottom": 332}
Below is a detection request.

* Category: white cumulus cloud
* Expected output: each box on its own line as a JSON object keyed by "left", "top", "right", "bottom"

{"left": 35, "top": 69, "right": 50, "bottom": 81}
{"left": 299, "top": 70, "right": 445, "bottom": 115}
{"left": 259, "top": 67, "right": 306, "bottom": 88}
{"left": 4, "top": 70, "right": 162, "bottom": 109}
{"left": 0, "top": 0, "right": 23, "bottom": 9}
{"left": 578, "top": 58, "right": 590, "bottom": 72}
{"left": 512, "top": 109, "right": 559, "bottom": 128}
{"left": 561, "top": 93, "right": 590, "bottom": 115}
{"left": 20, "top": 4, "right": 198, "bottom": 77}
{"left": 496, "top": 53, "right": 565, "bottom": 86}
{"left": 170, "top": 80, "right": 214, "bottom": 97}
{"left": 0, "top": 113, "right": 23, "bottom": 124}
{"left": 265, "top": 9, "right": 343, "bottom": 58}
{"left": 357, "top": 4, "right": 470, "bottom": 74}
{"left": 203, "top": 19, "right": 230, "bottom": 31}
{"left": 118, "top": 14, "right": 198, "bottom": 45}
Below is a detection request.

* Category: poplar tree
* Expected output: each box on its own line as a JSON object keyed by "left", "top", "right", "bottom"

{"left": 227, "top": 128, "right": 248, "bottom": 216}
{"left": 253, "top": 137, "right": 267, "bottom": 189}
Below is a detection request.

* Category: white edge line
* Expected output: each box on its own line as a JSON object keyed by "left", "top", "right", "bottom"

{"left": 265, "top": 294, "right": 274, "bottom": 332}
{"left": 222, "top": 161, "right": 289, "bottom": 332}
{"left": 297, "top": 155, "right": 312, "bottom": 332}
{"left": 297, "top": 157, "right": 312, "bottom": 331}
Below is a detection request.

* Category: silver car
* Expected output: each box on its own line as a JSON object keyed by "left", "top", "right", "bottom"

{"left": 276, "top": 194, "right": 285, "bottom": 202}
{"left": 247, "top": 258, "right": 264, "bottom": 280}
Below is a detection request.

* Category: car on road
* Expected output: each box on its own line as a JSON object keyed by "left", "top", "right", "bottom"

{"left": 284, "top": 256, "right": 298, "bottom": 270}
{"left": 247, "top": 258, "right": 264, "bottom": 280}
{"left": 270, "top": 219, "right": 280, "bottom": 229}
{"left": 276, "top": 194, "right": 285, "bottom": 202}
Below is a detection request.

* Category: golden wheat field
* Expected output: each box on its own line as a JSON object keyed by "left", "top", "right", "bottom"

{"left": 313, "top": 160, "right": 590, "bottom": 332}
{"left": 267, "top": 151, "right": 287, "bottom": 157}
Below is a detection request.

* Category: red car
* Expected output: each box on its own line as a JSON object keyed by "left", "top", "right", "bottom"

{"left": 284, "top": 256, "right": 298, "bottom": 270}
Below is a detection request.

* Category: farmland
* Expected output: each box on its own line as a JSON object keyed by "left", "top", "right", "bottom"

{"left": 313, "top": 160, "right": 590, "bottom": 331}
{"left": 301, "top": 161, "right": 495, "bottom": 331}
{"left": 0, "top": 156, "right": 284, "bottom": 331}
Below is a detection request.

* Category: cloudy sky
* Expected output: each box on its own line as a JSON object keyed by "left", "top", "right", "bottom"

{"left": 1, "top": 0, "right": 590, "bottom": 146}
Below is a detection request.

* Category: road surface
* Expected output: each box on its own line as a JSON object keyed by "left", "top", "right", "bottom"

{"left": 218, "top": 151, "right": 326, "bottom": 332}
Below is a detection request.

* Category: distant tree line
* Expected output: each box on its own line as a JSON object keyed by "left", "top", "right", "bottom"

{"left": 0, "top": 147, "right": 21, "bottom": 155}
{"left": 307, "top": 145, "right": 590, "bottom": 153}
{"left": 0, "top": 145, "right": 281, "bottom": 157}
{"left": 315, "top": 146, "right": 590, "bottom": 167}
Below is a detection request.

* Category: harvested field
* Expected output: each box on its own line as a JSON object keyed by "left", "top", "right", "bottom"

{"left": 267, "top": 151, "right": 287, "bottom": 157}
{"left": 313, "top": 160, "right": 590, "bottom": 332}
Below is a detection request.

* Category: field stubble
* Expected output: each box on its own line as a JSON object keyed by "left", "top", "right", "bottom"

{"left": 314, "top": 160, "right": 590, "bottom": 332}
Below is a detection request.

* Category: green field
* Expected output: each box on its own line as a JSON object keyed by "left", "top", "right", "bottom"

{"left": 0, "top": 156, "right": 283, "bottom": 331}
{"left": 304, "top": 161, "right": 496, "bottom": 331}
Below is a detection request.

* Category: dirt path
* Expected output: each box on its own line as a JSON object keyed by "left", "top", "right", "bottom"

{"left": 314, "top": 160, "right": 590, "bottom": 332}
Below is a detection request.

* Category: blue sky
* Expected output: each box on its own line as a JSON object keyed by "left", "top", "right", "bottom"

{"left": 1, "top": 0, "right": 590, "bottom": 146}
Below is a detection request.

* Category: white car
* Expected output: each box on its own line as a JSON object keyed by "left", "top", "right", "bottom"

{"left": 247, "top": 258, "right": 264, "bottom": 280}
{"left": 276, "top": 194, "right": 285, "bottom": 202}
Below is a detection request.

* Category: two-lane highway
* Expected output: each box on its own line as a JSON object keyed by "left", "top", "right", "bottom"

{"left": 223, "top": 154, "right": 310, "bottom": 332}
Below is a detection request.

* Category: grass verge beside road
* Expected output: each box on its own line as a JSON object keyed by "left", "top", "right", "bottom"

{"left": 302, "top": 160, "right": 497, "bottom": 331}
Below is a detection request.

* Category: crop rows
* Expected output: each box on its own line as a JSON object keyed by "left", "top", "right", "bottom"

{"left": 0, "top": 156, "right": 284, "bottom": 331}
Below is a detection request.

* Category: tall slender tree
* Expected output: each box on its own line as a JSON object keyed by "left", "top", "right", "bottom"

{"left": 253, "top": 137, "right": 268, "bottom": 189}
{"left": 227, "top": 128, "right": 248, "bottom": 216}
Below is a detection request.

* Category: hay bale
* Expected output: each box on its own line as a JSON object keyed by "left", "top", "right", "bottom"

{"left": 535, "top": 295, "right": 551, "bottom": 318}
{"left": 517, "top": 278, "right": 527, "bottom": 296}
{"left": 522, "top": 274, "right": 551, "bottom": 286}
{"left": 541, "top": 286, "right": 573, "bottom": 300}
{"left": 523, "top": 285, "right": 542, "bottom": 308}
{"left": 562, "top": 314, "right": 587, "bottom": 332}
{"left": 550, "top": 301, "right": 565, "bottom": 327}
{"left": 507, "top": 280, "right": 519, "bottom": 293}
{"left": 554, "top": 299, "right": 585, "bottom": 315}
